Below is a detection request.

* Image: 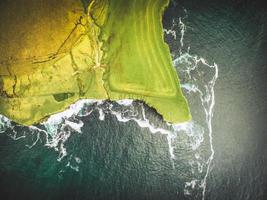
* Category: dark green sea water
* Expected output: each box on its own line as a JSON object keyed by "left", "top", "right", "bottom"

{"left": 1, "top": 0, "right": 267, "bottom": 200}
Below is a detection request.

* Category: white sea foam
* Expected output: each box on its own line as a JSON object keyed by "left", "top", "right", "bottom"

{"left": 0, "top": 15, "right": 218, "bottom": 200}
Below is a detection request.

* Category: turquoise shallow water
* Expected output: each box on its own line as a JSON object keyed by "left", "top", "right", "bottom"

{"left": 1, "top": 0, "right": 267, "bottom": 200}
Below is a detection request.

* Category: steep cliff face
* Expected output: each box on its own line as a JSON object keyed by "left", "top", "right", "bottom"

{"left": 0, "top": 0, "right": 191, "bottom": 125}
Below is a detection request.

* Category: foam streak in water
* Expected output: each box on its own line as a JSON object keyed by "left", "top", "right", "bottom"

{"left": 0, "top": 13, "right": 218, "bottom": 200}
{"left": 175, "top": 17, "right": 218, "bottom": 199}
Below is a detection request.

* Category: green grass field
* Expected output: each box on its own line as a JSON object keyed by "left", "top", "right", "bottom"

{"left": 0, "top": 0, "right": 191, "bottom": 125}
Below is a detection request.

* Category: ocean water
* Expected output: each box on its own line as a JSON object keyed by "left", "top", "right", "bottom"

{"left": 0, "top": 0, "right": 267, "bottom": 200}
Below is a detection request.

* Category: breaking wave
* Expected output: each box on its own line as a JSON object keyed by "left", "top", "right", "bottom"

{"left": 0, "top": 15, "right": 218, "bottom": 200}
